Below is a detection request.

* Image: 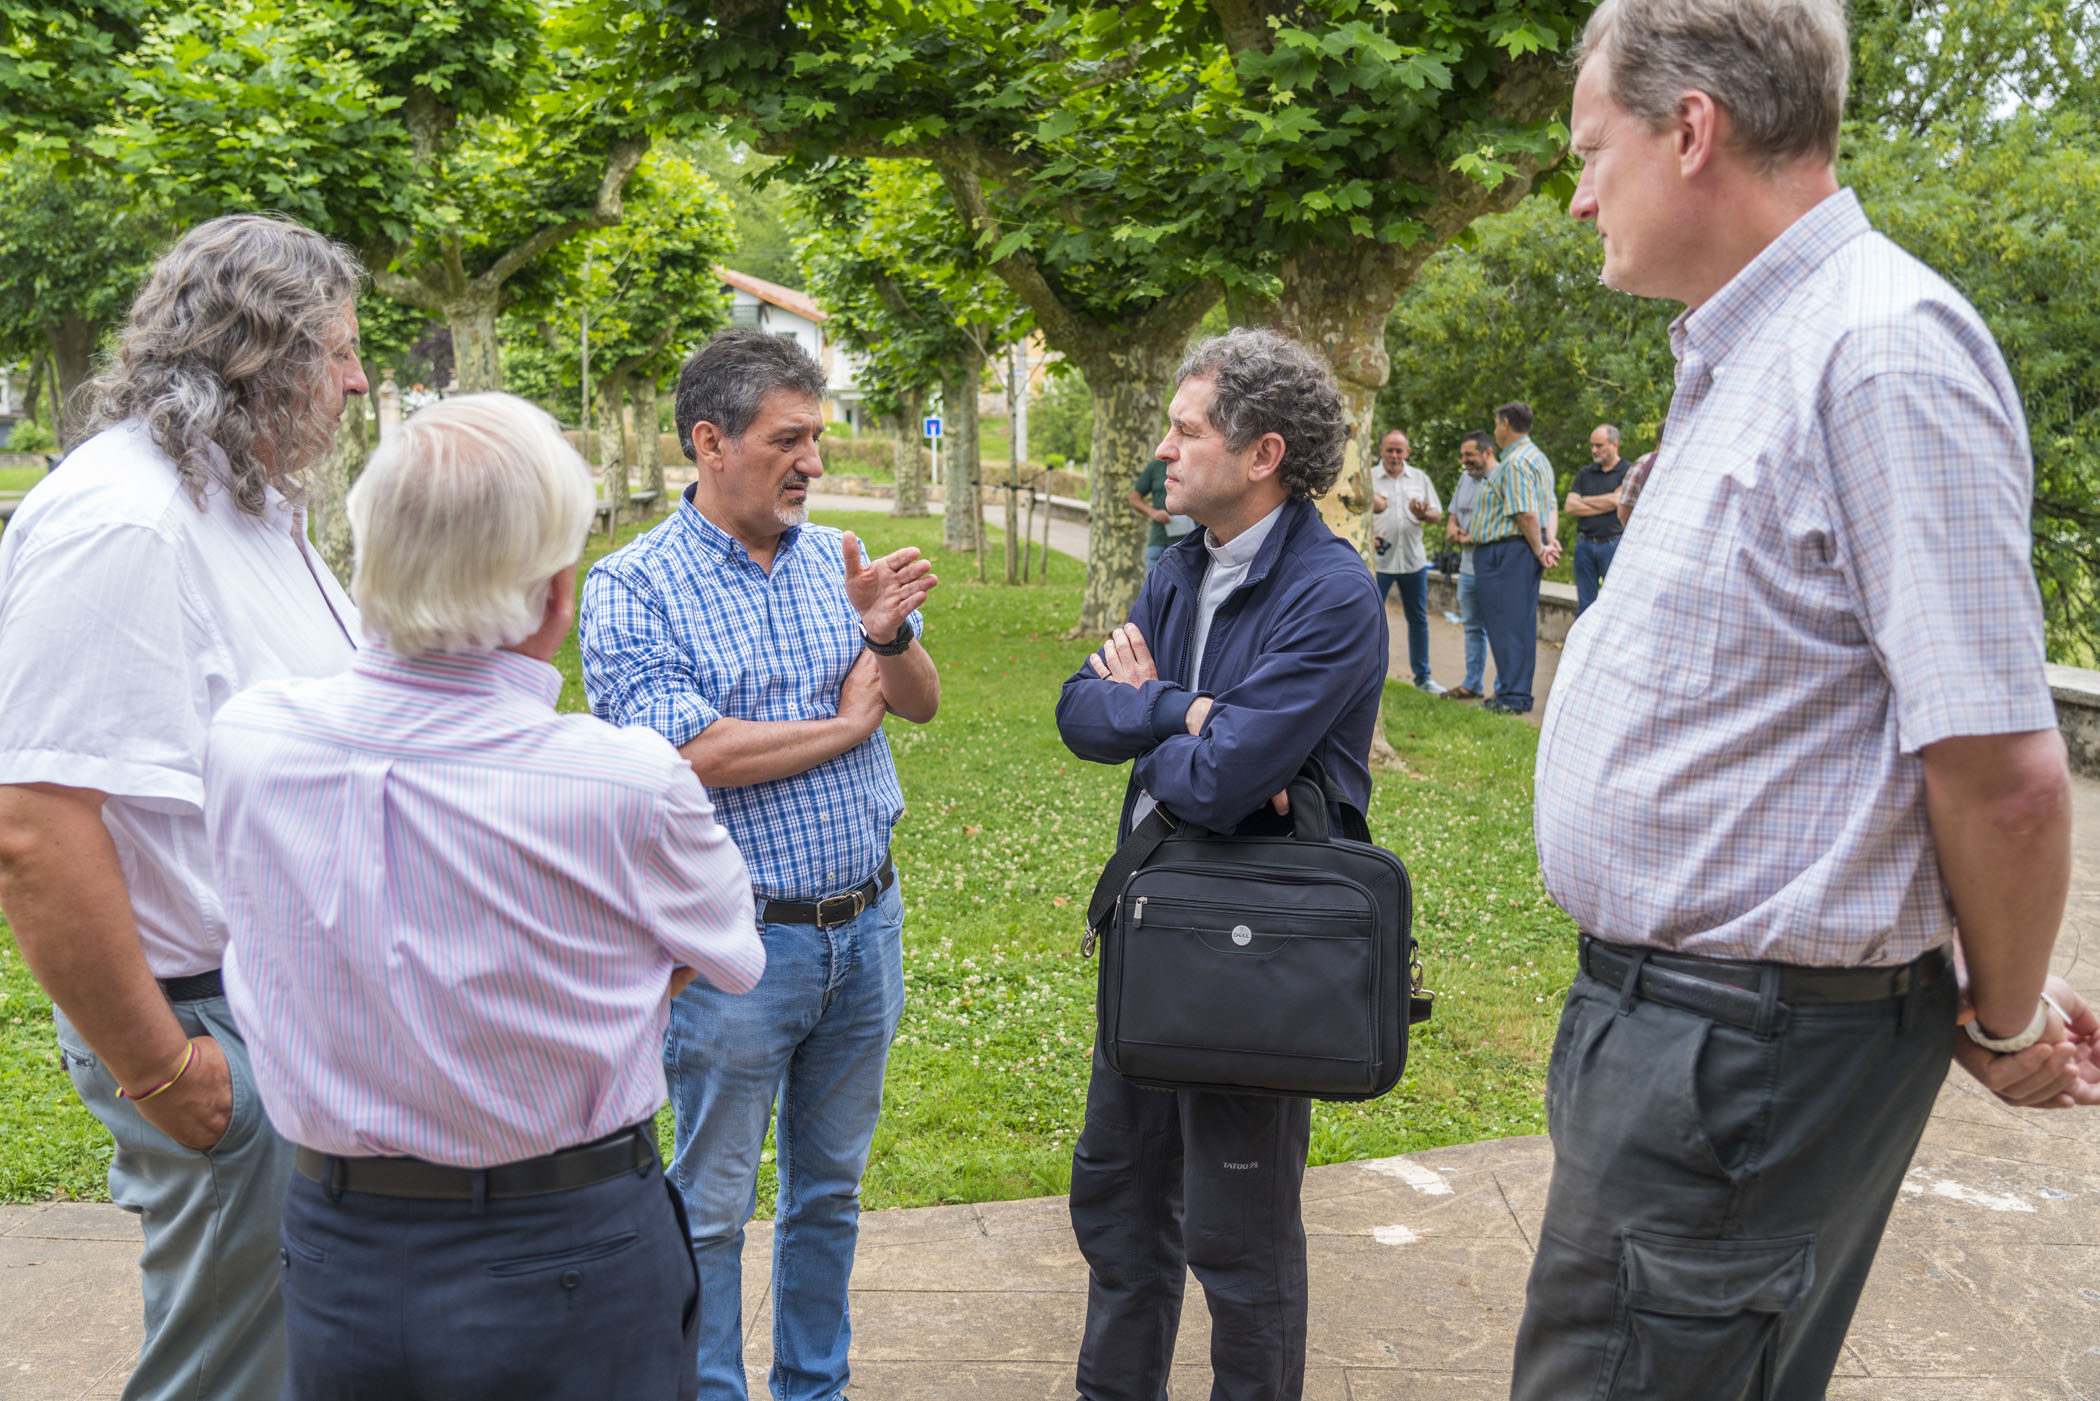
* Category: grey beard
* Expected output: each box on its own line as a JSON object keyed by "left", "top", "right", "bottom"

{"left": 773, "top": 474, "right": 811, "bottom": 527}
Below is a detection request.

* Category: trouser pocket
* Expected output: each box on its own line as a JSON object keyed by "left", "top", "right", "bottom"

{"left": 1600, "top": 1229, "right": 1815, "bottom": 1401}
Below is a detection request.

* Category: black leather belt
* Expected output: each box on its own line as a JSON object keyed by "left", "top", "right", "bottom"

{"left": 1579, "top": 937, "right": 1951, "bottom": 1034}
{"left": 158, "top": 970, "right": 225, "bottom": 1003}
{"left": 761, "top": 858, "right": 894, "bottom": 929}
{"left": 296, "top": 1123, "right": 657, "bottom": 1201}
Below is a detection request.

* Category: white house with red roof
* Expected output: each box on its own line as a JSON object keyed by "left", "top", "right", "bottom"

{"left": 717, "top": 266, "right": 869, "bottom": 428}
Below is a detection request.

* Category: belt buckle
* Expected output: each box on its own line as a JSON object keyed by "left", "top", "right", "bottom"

{"left": 816, "top": 888, "right": 867, "bottom": 928}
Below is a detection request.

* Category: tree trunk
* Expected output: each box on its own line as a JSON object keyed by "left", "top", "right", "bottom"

{"left": 634, "top": 375, "right": 663, "bottom": 497}
{"left": 940, "top": 348, "right": 983, "bottom": 553}
{"left": 1234, "top": 241, "right": 1420, "bottom": 766}
{"left": 308, "top": 392, "right": 372, "bottom": 588}
{"left": 596, "top": 373, "right": 629, "bottom": 529}
{"left": 43, "top": 312, "right": 101, "bottom": 450}
{"left": 1074, "top": 341, "right": 1180, "bottom": 635}
{"left": 444, "top": 295, "right": 505, "bottom": 392}
{"left": 892, "top": 384, "right": 930, "bottom": 517}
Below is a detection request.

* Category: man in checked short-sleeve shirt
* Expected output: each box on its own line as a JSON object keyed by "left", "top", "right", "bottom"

{"left": 580, "top": 329, "right": 937, "bottom": 1401}
{"left": 1514, "top": 0, "right": 2093, "bottom": 1396}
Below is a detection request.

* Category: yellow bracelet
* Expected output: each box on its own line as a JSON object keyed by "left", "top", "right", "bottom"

{"left": 120, "top": 1040, "right": 196, "bottom": 1103}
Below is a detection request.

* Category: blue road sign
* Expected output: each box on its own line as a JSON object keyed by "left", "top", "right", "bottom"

{"left": 923, "top": 415, "right": 943, "bottom": 439}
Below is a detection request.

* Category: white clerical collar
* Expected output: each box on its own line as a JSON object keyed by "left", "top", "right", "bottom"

{"left": 1205, "top": 501, "right": 1286, "bottom": 570}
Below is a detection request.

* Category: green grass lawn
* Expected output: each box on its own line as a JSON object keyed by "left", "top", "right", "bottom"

{"left": 2, "top": 508, "right": 1577, "bottom": 1205}
{"left": 0, "top": 466, "right": 48, "bottom": 493}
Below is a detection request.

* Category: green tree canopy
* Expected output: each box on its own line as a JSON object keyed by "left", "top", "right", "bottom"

{"left": 0, "top": 151, "right": 166, "bottom": 445}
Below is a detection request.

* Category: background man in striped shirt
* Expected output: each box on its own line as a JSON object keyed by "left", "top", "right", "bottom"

{"left": 1517, "top": 0, "right": 2095, "bottom": 1394}
{"left": 1470, "top": 401, "right": 1560, "bottom": 715}
{"left": 582, "top": 329, "right": 939, "bottom": 1401}
{"left": 206, "top": 395, "right": 764, "bottom": 1400}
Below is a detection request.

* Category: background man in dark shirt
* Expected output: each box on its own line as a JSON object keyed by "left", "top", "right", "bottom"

{"left": 1564, "top": 423, "right": 1628, "bottom": 615}
{"left": 1128, "top": 457, "right": 1194, "bottom": 571}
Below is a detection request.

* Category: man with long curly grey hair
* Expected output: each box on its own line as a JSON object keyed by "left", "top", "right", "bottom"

{"left": 0, "top": 213, "right": 368, "bottom": 1401}
{"left": 1056, "top": 326, "right": 1389, "bottom": 1401}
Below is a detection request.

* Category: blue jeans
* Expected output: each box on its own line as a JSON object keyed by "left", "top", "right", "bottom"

{"left": 53, "top": 995, "right": 294, "bottom": 1401}
{"left": 1573, "top": 536, "right": 1619, "bottom": 616}
{"left": 279, "top": 1134, "right": 699, "bottom": 1400}
{"left": 1456, "top": 571, "right": 1487, "bottom": 692}
{"left": 666, "top": 876, "right": 907, "bottom": 1401}
{"left": 1145, "top": 543, "right": 1167, "bottom": 571}
{"left": 1474, "top": 537, "right": 1542, "bottom": 712}
{"left": 1376, "top": 568, "right": 1431, "bottom": 684}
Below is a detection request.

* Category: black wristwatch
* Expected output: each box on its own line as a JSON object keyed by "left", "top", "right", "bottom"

{"left": 861, "top": 617, "right": 916, "bottom": 656}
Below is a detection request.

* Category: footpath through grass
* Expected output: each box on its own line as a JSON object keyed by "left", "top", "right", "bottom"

{"left": 0, "top": 508, "right": 1578, "bottom": 1205}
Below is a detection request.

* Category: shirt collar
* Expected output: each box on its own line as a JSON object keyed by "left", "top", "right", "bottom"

{"left": 1206, "top": 500, "right": 1286, "bottom": 571}
{"left": 354, "top": 644, "right": 562, "bottom": 707}
{"left": 677, "top": 483, "right": 801, "bottom": 567}
{"left": 1672, "top": 188, "right": 1872, "bottom": 367}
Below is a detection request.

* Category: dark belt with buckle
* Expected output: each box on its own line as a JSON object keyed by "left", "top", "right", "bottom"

{"left": 158, "top": 970, "right": 225, "bottom": 1003}
{"left": 760, "top": 858, "right": 895, "bottom": 929}
{"left": 296, "top": 1123, "right": 656, "bottom": 1201}
{"left": 1579, "top": 937, "right": 1951, "bottom": 1033}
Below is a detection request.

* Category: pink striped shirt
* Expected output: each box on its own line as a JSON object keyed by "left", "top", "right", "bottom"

{"left": 205, "top": 645, "right": 764, "bottom": 1167}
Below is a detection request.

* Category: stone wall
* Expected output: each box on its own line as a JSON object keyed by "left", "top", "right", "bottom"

{"left": 2049, "top": 666, "right": 2100, "bottom": 778}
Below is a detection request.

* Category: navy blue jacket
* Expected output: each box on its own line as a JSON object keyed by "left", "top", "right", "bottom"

{"left": 1057, "top": 497, "right": 1389, "bottom": 841}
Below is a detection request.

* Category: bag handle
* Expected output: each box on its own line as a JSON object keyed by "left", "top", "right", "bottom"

{"left": 1085, "top": 757, "right": 1371, "bottom": 941}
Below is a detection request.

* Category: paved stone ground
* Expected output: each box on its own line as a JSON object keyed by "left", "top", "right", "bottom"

{"left": 5, "top": 511, "right": 2094, "bottom": 1398}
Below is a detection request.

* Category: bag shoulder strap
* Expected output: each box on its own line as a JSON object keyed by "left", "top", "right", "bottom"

{"left": 1086, "top": 805, "right": 1177, "bottom": 936}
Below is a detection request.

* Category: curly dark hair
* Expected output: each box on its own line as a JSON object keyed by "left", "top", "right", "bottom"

{"left": 1174, "top": 328, "right": 1347, "bottom": 501}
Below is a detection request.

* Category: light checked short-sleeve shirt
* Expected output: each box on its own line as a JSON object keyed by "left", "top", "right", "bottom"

{"left": 0, "top": 421, "right": 359, "bottom": 977}
{"left": 207, "top": 646, "right": 763, "bottom": 1166}
{"left": 1470, "top": 437, "right": 1554, "bottom": 544}
{"left": 1536, "top": 190, "right": 2057, "bottom": 966}
{"left": 579, "top": 488, "right": 924, "bottom": 902}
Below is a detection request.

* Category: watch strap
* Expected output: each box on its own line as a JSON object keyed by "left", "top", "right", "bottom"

{"left": 862, "top": 617, "right": 916, "bottom": 657}
{"left": 1963, "top": 994, "right": 2060, "bottom": 1054}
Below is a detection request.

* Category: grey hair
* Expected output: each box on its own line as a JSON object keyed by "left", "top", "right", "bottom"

{"left": 1174, "top": 328, "right": 1347, "bottom": 501}
{"left": 348, "top": 393, "right": 596, "bottom": 657}
{"left": 675, "top": 328, "right": 827, "bottom": 460}
{"left": 82, "top": 214, "right": 366, "bottom": 518}
{"left": 1576, "top": 0, "right": 1850, "bottom": 173}
{"left": 1595, "top": 423, "right": 1622, "bottom": 443}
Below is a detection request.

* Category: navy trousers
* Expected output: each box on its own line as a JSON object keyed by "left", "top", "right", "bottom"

{"left": 278, "top": 1137, "right": 701, "bottom": 1401}
{"left": 1573, "top": 536, "right": 1619, "bottom": 616}
{"left": 1070, "top": 1047, "right": 1313, "bottom": 1401}
{"left": 1473, "top": 537, "right": 1542, "bottom": 711}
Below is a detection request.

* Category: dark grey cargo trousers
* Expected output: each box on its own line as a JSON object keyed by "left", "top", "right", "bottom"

{"left": 1069, "top": 1046, "right": 1314, "bottom": 1401}
{"left": 1511, "top": 956, "right": 1956, "bottom": 1401}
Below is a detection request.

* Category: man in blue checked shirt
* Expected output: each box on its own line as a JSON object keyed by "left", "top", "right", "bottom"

{"left": 580, "top": 329, "right": 938, "bottom": 1401}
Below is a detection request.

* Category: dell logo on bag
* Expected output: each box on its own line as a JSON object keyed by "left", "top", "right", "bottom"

{"left": 1231, "top": 924, "right": 1253, "bottom": 946}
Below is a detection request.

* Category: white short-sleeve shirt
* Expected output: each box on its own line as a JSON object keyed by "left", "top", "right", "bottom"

{"left": 0, "top": 421, "right": 359, "bottom": 977}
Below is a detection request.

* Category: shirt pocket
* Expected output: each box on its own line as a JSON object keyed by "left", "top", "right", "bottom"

{"left": 1577, "top": 532, "right": 1723, "bottom": 701}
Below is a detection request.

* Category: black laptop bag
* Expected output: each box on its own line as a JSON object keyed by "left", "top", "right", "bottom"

{"left": 1082, "top": 760, "right": 1429, "bottom": 1101}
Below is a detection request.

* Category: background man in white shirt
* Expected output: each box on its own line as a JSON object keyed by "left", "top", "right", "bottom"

{"left": 0, "top": 215, "right": 368, "bottom": 1401}
{"left": 1370, "top": 429, "right": 1445, "bottom": 692}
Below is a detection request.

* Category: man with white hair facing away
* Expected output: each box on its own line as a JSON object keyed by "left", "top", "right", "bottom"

{"left": 0, "top": 213, "right": 367, "bottom": 1401}
{"left": 1519, "top": 0, "right": 2095, "bottom": 1394}
{"left": 203, "top": 394, "right": 765, "bottom": 1401}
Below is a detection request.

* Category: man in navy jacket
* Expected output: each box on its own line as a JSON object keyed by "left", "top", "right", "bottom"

{"left": 1056, "top": 327, "right": 1389, "bottom": 1401}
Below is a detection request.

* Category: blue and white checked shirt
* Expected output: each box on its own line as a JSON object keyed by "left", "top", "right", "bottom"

{"left": 580, "top": 491, "right": 923, "bottom": 902}
{"left": 1536, "top": 190, "right": 2057, "bottom": 966}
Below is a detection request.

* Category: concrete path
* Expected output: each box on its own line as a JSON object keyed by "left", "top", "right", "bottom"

{"left": 809, "top": 491, "right": 1094, "bottom": 573}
